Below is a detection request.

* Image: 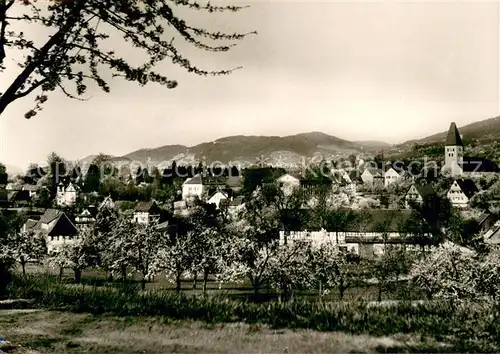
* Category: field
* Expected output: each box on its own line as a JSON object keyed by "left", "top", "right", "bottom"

{"left": 0, "top": 309, "right": 450, "bottom": 353}
{"left": 3, "top": 263, "right": 500, "bottom": 353}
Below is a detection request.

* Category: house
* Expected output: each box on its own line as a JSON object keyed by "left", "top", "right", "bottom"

{"left": 207, "top": 190, "right": 229, "bottom": 209}
{"left": 182, "top": 174, "right": 205, "bottom": 200}
{"left": 5, "top": 182, "right": 22, "bottom": 191}
{"left": 276, "top": 173, "right": 301, "bottom": 195}
{"left": 447, "top": 179, "right": 478, "bottom": 208}
{"left": 342, "top": 170, "right": 363, "bottom": 193}
{"left": 173, "top": 200, "right": 190, "bottom": 217}
{"left": 133, "top": 201, "right": 161, "bottom": 224}
{"left": 475, "top": 212, "right": 494, "bottom": 236}
{"left": 74, "top": 209, "right": 96, "bottom": 231}
{"left": 6, "top": 190, "right": 31, "bottom": 207}
{"left": 22, "top": 184, "right": 39, "bottom": 198}
{"left": 384, "top": 167, "right": 401, "bottom": 187}
{"left": 56, "top": 182, "right": 78, "bottom": 207}
{"left": 23, "top": 209, "right": 79, "bottom": 254}
{"left": 280, "top": 209, "right": 429, "bottom": 258}
{"left": 98, "top": 195, "right": 115, "bottom": 211}
{"left": 361, "top": 167, "right": 384, "bottom": 185}
{"left": 483, "top": 220, "right": 500, "bottom": 245}
{"left": 404, "top": 183, "right": 436, "bottom": 209}
{"left": 226, "top": 176, "right": 243, "bottom": 193}
{"left": 221, "top": 196, "right": 245, "bottom": 217}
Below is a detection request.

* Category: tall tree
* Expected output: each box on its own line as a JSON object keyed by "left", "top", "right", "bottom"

{"left": 0, "top": 163, "right": 8, "bottom": 185}
{"left": 47, "top": 152, "right": 66, "bottom": 196}
{"left": 84, "top": 163, "right": 101, "bottom": 193}
{"left": 0, "top": 0, "right": 254, "bottom": 117}
{"left": 10, "top": 229, "right": 47, "bottom": 277}
{"left": 0, "top": 211, "right": 14, "bottom": 296}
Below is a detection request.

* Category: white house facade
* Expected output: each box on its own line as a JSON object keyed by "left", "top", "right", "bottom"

{"left": 447, "top": 179, "right": 478, "bottom": 208}
{"left": 384, "top": 168, "right": 400, "bottom": 187}
{"left": 207, "top": 190, "right": 229, "bottom": 209}
{"left": 276, "top": 173, "right": 301, "bottom": 195}
{"left": 182, "top": 174, "right": 205, "bottom": 200}
{"left": 56, "top": 182, "right": 77, "bottom": 207}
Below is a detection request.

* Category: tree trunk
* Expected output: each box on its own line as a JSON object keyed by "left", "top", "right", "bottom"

{"left": 339, "top": 279, "right": 346, "bottom": 300}
{"left": 121, "top": 266, "right": 127, "bottom": 282}
{"left": 176, "top": 274, "right": 182, "bottom": 292}
{"left": 141, "top": 278, "right": 146, "bottom": 290}
{"left": 21, "top": 262, "right": 26, "bottom": 278}
{"left": 192, "top": 271, "right": 197, "bottom": 289}
{"left": 377, "top": 284, "right": 383, "bottom": 302}
{"left": 253, "top": 280, "right": 260, "bottom": 295}
{"left": 74, "top": 268, "right": 82, "bottom": 284}
{"left": 58, "top": 267, "right": 63, "bottom": 282}
{"left": 202, "top": 269, "right": 209, "bottom": 295}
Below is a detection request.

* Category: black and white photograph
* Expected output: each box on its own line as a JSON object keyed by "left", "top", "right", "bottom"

{"left": 2, "top": 0, "right": 500, "bottom": 352}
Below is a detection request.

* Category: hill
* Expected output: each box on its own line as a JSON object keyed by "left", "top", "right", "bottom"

{"left": 4, "top": 164, "right": 24, "bottom": 177}
{"left": 120, "top": 132, "right": 391, "bottom": 166}
{"left": 401, "top": 116, "right": 500, "bottom": 146}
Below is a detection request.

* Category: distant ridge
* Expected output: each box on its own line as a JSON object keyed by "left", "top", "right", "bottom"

{"left": 400, "top": 116, "right": 500, "bottom": 146}
{"left": 119, "top": 132, "right": 391, "bottom": 166}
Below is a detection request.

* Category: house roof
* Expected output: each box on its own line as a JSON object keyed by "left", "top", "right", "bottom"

{"left": 183, "top": 174, "right": 203, "bottom": 185}
{"left": 347, "top": 170, "right": 363, "bottom": 183}
{"left": 6, "top": 183, "right": 22, "bottom": 191}
{"left": 22, "top": 184, "right": 39, "bottom": 192}
{"left": 39, "top": 209, "right": 62, "bottom": 224}
{"left": 24, "top": 219, "right": 39, "bottom": 231}
{"left": 7, "top": 190, "right": 30, "bottom": 202}
{"left": 31, "top": 210, "right": 78, "bottom": 237}
{"left": 229, "top": 196, "right": 244, "bottom": 206}
{"left": 46, "top": 213, "right": 78, "bottom": 237}
{"left": 208, "top": 190, "right": 229, "bottom": 200}
{"left": 134, "top": 201, "right": 160, "bottom": 213}
{"left": 156, "top": 220, "right": 169, "bottom": 231}
{"left": 364, "top": 167, "right": 383, "bottom": 176}
{"left": 7, "top": 191, "right": 18, "bottom": 202}
{"left": 445, "top": 122, "right": 463, "bottom": 146}
{"left": 410, "top": 183, "right": 436, "bottom": 198}
{"left": 453, "top": 179, "right": 479, "bottom": 198}
{"left": 98, "top": 196, "right": 115, "bottom": 210}
{"left": 485, "top": 224, "right": 500, "bottom": 244}
{"left": 476, "top": 212, "right": 490, "bottom": 226}
{"left": 226, "top": 176, "right": 243, "bottom": 188}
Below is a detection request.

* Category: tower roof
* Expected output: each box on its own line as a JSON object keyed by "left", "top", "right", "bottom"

{"left": 445, "top": 122, "right": 463, "bottom": 146}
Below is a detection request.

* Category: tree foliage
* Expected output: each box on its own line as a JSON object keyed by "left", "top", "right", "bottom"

{"left": 0, "top": 0, "right": 255, "bottom": 117}
{"left": 10, "top": 229, "right": 47, "bottom": 277}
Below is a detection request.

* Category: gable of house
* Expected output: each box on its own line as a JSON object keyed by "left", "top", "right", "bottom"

{"left": 46, "top": 213, "right": 78, "bottom": 237}
{"left": 277, "top": 173, "right": 300, "bottom": 185}
{"left": 453, "top": 179, "right": 478, "bottom": 199}
{"left": 183, "top": 174, "right": 203, "bottom": 186}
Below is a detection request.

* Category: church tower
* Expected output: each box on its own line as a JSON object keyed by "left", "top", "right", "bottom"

{"left": 443, "top": 122, "right": 463, "bottom": 176}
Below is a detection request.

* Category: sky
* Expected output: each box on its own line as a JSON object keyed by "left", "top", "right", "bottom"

{"left": 1, "top": 0, "right": 500, "bottom": 170}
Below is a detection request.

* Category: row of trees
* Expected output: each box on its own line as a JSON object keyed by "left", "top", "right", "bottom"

{"left": 2, "top": 179, "right": 490, "bottom": 301}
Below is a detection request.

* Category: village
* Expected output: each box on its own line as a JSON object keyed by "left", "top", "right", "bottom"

{"left": 1, "top": 122, "right": 499, "bottom": 260}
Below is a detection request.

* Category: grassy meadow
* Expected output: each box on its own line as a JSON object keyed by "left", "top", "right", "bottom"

{"left": 2, "top": 263, "right": 500, "bottom": 353}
